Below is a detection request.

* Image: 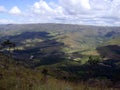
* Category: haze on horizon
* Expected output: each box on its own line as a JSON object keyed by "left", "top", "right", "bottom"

{"left": 0, "top": 0, "right": 120, "bottom": 26}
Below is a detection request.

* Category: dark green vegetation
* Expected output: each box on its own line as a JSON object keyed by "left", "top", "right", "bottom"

{"left": 0, "top": 53, "right": 43, "bottom": 90}
{"left": 0, "top": 24, "right": 120, "bottom": 89}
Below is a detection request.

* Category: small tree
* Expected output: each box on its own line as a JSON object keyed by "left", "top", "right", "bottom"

{"left": 41, "top": 69, "right": 48, "bottom": 76}
{"left": 1, "top": 40, "right": 16, "bottom": 52}
{"left": 41, "top": 69, "right": 48, "bottom": 84}
{"left": 87, "top": 56, "right": 100, "bottom": 65}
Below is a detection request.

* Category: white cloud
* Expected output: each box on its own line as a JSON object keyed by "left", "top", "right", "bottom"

{"left": 0, "top": 19, "right": 14, "bottom": 24}
{"left": 30, "top": 0, "right": 65, "bottom": 22}
{"left": 31, "top": 0, "right": 54, "bottom": 14}
{"left": 21, "top": 0, "right": 118, "bottom": 26}
{"left": 81, "top": 0, "right": 91, "bottom": 9}
{"left": 1, "top": 0, "right": 120, "bottom": 26}
{"left": 0, "top": 6, "right": 6, "bottom": 12}
{"left": 9, "top": 6, "right": 21, "bottom": 15}
{"left": 58, "top": 0, "right": 120, "bottom": 25}
{"left": 59, "top": 0, "right": 91, "bottom": 15}
{"left": 90, "top": 0, "right": 111, "bottom": 10}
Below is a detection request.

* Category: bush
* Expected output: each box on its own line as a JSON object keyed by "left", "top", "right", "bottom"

{"left": 87, "top": 56, "right": 101, "bottom": 65}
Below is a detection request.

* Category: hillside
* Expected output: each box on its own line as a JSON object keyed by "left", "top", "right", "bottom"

{"left": 0, "top": 53, "right": 43, "bottom": 90}
{"left": 0, "top": 24, "right": 120, "bottom": 89}
{"left": 1, "top": 52, "right": 120, "bottom": 90}
{"left": 0, "top": 24, "right": 120, "bottom": 60}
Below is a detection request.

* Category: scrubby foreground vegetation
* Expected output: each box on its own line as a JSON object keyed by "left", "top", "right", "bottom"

{"left": 0, "top": 53, "right": 119, "bottom": 90}
{"left": 0, "top": 24, "right": 120, "bottom": 90}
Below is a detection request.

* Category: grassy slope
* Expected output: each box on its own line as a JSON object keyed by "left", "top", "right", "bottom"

{"left": 0, "top": 24, "right": 120, "bottom": 68}
{"left": 0, "top": 53, "right": 43, "bottom": 90}
{"left": 0, "top": 24, "right": 120, "bottom": 89}
{"left": 0, "top": 53, "right": 119, "bottom": 90}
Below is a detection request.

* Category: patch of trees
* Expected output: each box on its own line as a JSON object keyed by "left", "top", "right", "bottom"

{"left": 0, "top": 40, "right": 16, "bottom": 52}
{"left": 87, "top": 56, "right": 102, "bottom": 65}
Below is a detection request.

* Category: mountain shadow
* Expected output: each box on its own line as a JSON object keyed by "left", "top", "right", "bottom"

{"left": 0, "top": 31, "right": 66, "bottom": 67}
{"left": 0, "top": 31, "right": 52, "bottom": 43}
{"left": 96, "top": 45, "right": 120, "bottom": 82}
{"left": 97, "top": 45, "right": 120, "bottom": 60}
{"left": 55, "top": 45, "right": 120, "bottom": 83}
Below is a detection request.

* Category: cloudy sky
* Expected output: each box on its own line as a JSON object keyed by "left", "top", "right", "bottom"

{"left": 0, "top": 0, "right": 120, "bottom": 26}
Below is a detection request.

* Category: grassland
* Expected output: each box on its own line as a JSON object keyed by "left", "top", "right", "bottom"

{"left": 0, "top": 53, "right": 120, "bottom": 90}
{"left": 0, "top": 24, "right": 120, "bottom": 89}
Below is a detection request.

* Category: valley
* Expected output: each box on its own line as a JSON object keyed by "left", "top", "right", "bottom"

{"left": 0, "top": 23, "right": 120, "bottom": 89}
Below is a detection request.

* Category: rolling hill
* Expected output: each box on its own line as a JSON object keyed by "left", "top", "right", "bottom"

{"left": 0, "top": 23, "right": 120, "bottom": 89}
{"left": 0, "top": 24, "right": 120, "bottom": 59}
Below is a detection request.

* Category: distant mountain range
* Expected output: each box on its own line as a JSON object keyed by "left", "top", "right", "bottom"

{"left": 0, "top": 23, "right": 120, "bottom": 52}
{"left": 0, "top": 23, "right": 120, "bottom": 61}
{"left": 0, "top": 24, "right": 120, "bottom": 89}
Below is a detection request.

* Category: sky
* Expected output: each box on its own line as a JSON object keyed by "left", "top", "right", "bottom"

{"left": 0, "top": 0, "right": 120, "bottom": 26}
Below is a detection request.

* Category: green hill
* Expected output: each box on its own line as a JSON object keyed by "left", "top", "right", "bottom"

{"left": 1, "top": 53, "right": 120, "bottom": 90}
{"left": 0, "top": 24, "right": 120, "bottom": 61}
{"left": 0, "top": 24, "right": 120, "bottom": 89}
